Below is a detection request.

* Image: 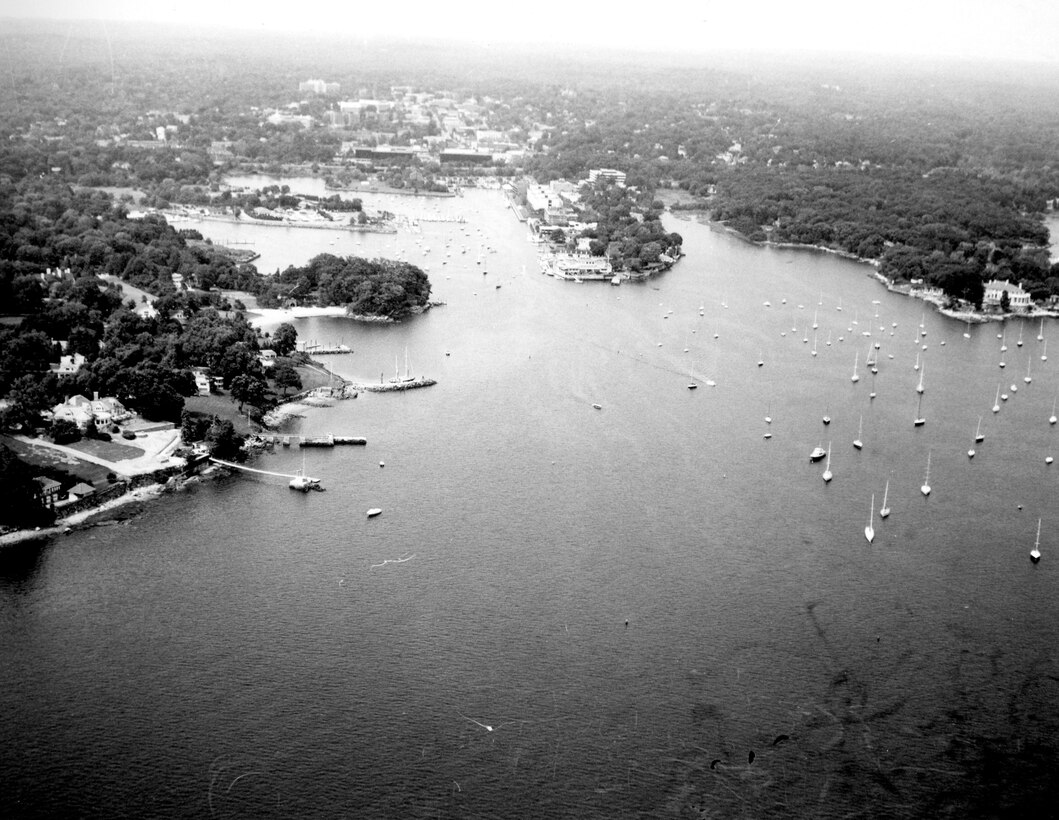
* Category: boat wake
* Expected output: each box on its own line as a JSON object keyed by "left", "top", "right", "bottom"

{"left": 370, "top": 553, "right": 416, "bottom": 570}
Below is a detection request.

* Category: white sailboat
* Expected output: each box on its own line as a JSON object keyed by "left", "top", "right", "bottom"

{"left": 812, "top": 310, "right": 819, "bottom": 330}
{"left": 1050, "top": 397, "right": 1057, "bottom": 425}
{"left": 851, "top": 350, "right": 860, "bottom": 383}
{"left": 916, "top": 363, "right": 925, "bottom": 394}
{"left": 854, "top": 415, "right": 863, "bottom": 450}
{"left": 993, "top": 384, "right": 1001, "bottom": 414}
{"left": 822, "top": 404, "right": 831, "bottom": 425}
{"left": 975, "top": 415, "right": 985, "bottom": 444}
{"left": 811, "top": 332, "right": 818, "bottom": 357}
{"left": 1017, "top": 323, "right": 1024, "bottom": 347}
{"left": 826, "top": 330, "right": 832, "bottom": 347}
{"left": 1024, "top": 355, "right": 1032, "bottom": 384}
{"left": 822, "top": 442, "right": 833, "bottom": 482}
{"left": 1038, "top": 318, "right": 1045, "bottom": 342}
{"left": 914, "top": 351, "right": 920, "bottom": 371}
{"left": 765, "top": 401, "right": 772, "bottom": 425}
{"left": 921, "top": 451, "right": 932, "bottom": 497}
{"left": 865, "top": 494, "right": 876, "bottom": 543}
{"left": 1031, "top": 518, "right": 1042, "bottom": 564}
{"left": 1042, "top": 339, "right": 1048, "bottom": 362}
{"left": 879, "top": 480, "right": 891, "bottom": 519}
{"left": 687, "top": 363, "right": 698, "bottom": 390}
{"left": 913, "top": 393, "right": 926, "bottom": 427}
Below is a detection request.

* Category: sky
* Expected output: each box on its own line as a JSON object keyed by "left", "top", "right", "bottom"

{"left": 8, "top": 0, "right": 1059, "bottom": 63}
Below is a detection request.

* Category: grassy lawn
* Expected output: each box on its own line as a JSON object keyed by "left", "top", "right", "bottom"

{"left": 1, "top": 435, "right": 114, "bottom": 485}
{"left": 183, "top": 393, "right": 256, "bottom": 435}
{"left": 66, "top": 438, "right": 145, "bottom": 461}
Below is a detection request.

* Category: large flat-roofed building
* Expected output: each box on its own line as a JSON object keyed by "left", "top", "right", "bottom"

{"left": 588, "top": 168, "right": 627, "bottom": 186}
{"left": 439, "top": 150, "right": 494, "bottom": 165}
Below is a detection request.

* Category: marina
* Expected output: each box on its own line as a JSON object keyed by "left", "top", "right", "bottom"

{"left": 4, "top": 185, "right": 1057, "bottom": 818}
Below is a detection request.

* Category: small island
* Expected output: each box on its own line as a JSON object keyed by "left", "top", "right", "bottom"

{"left": 255, "top": 253, "right": 432, "bottom": 321}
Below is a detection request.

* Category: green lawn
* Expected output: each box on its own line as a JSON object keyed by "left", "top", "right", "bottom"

{"left": 1, "top": 435, "right": 115, "bottom": 485}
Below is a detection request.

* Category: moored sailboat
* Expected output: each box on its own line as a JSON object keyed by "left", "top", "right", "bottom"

{"left": 993, "top": 384, "right": 1001, "bottom": 414}
{"left": 853, "top": 415, "right": 863, "bottom": 450}
{"left": 921, "top": 451, "right": 932, "bottom": 497}
{"left": 822, "top": 442, "right": 833, "bottom": 483}
{"left": 879, "top": 479, "right": 890, "bottom": 519}
{"left": 865, "top": 494, "right": 876, "bottom": 543}
{"left": 913, "top": 393, "right": 926, "bottom": 427}
{"left": 1031, "top": 518, "right": 1042, "bottom": 564}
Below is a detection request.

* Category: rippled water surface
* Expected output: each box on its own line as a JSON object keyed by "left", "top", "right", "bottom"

{"left": 2, "top": 185, "right": 1058, "bottom": 818}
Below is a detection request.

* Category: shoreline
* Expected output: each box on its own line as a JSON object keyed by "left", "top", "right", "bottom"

{"left": 678, "top": 211, "right": 1059, "bottom": 324}
{"left": 0, "top": 483, "right": 168, "bottom": 548}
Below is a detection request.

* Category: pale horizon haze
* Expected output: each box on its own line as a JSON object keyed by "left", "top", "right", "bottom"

{"left": 5, "top": 0, "right": 1059, "bottom": 64}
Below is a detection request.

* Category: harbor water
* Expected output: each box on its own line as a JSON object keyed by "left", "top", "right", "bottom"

{"left": 2, "top": 184, "right": 1058, "bottom": 818}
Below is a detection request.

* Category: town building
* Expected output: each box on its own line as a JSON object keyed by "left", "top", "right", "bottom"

{"left": 587, "top": 168, "right": 627, "bottom": 186}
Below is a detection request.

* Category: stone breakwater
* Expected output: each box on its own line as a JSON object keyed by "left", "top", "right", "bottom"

{"left": 346, "top": 378, "right": 437, "bottom": 394}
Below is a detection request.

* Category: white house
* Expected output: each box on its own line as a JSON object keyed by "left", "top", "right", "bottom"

{"left": 983, "top": 279, "right": 1031, "bottom": 311}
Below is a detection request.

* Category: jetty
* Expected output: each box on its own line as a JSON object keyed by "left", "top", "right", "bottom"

{"left": 259, "top": 434, "right": 366, "bottom": 447}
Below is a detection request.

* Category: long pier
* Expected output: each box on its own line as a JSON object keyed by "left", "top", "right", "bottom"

{"left": 209, "top": 458, "right": 300, "bottom": 479}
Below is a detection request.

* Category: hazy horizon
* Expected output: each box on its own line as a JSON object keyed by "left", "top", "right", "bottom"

{"left": 6, "top": 0, "right": 1059, "bottom": 65}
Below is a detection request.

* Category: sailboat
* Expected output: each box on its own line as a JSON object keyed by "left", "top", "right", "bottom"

{"left": 993, "top": 384, "right": 1001, "bottom": 414}
{"left": 1031, "top": 518, "right": 1042, "bottom": 564}
{"left": 1017, "top": 323, "right": 1024, "bottom": 347}
{"left": 1042, "top": 340, "right": 1048, "bottom": 362}
{"left": 851, "top": 350, "right": 860, "bottom": 383}
{"left": 811, "top": 332, "right": 818, "bottom": 357}
{"left": 758, "top": 351, "right": 765, "bottom": 367}
{"left": 822, "top": 404, "right": 831, "bottom": 425}
{"left": 916, "top": 363, "right": 925, "bottom": 394}
{"left": 1050, "top": 397, "right": 1057, "bottom": 425}
{"left": 865, "top": 495, "right": 876, "bottom": 543}
{"left": 879, "top": 480, "right": 891, "bottom": 518}
{"left": 921, "top": 451, "right": 932, "bottom": 496}
{"left": 826, "top": 330, "right": 832, "bottom": 347}
{"left": 853, "top": 416, "right": 863, "bottom": 450}
{"left": 913, "top": 393, "right": 926, "bottom": 427}
{"left": 869, "top": 370, "right": 877, "bottom": 400}
{"left": 812, "top": 310, "right": 819, "bottom": 330}
{"left": 687, "top": 363, "right": 698, "bottom": 390}
{"left": 913, "top": 351, "right": 920, "bottom": 372}
{"left": 969, "top": 417, "right": 982, "bottom": 458}
{"left": 289, "top": 455, "right": 320, "bottom": 492}
{"left": 1038, "top": 318, "right": 1045, "bottom": 342}
{"left": 1024, "top": 355, "right": 1032, "bottom": 384}
{"left": 822, "top": 442, "right": 833, "bottom": 482}
{"left": 765, "top": 401, "right": 772, "bottom": 425}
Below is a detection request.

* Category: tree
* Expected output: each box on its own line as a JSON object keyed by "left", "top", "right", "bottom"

{"left": 205, "top": 418, "right": 243, "bottom": 461}
{"left": 1000, "top": 290, "right": 1011, "bottom": 312}
{"left": 272, "top": 322, "right": 298, "bottom": 357}
{"left": 229, "top": 372, "right": 269, "bottom": 411}
{"left": 273, "top": 363, "right": 302, "bottom": 396}
{"left": 0, "top": 445, "right": 53, "bottom": 529}
{"left": 49, "top": 417, "right": 81, "bottom": 444}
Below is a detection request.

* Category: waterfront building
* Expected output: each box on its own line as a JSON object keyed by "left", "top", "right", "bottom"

{"left": 983, "top": 279, "right": 1031, "bottom": 311}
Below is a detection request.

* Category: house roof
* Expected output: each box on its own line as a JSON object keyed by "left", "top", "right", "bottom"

{"left": 68, "top": 482, "right": 96, "bottom": 495}
{"left": 34, "top": 476, "right": 61, "bottom": 492}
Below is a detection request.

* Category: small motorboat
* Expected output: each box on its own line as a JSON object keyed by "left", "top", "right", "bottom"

{"left": 367, "top": 508, "right": 382, "bottom": 518}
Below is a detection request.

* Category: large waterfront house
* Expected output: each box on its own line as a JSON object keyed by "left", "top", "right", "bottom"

{"left": 51, "top": 394, "right": 131, "bottom": 431}
{"left": 983, "top": 279, "right": 1031, "bottom": 311}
